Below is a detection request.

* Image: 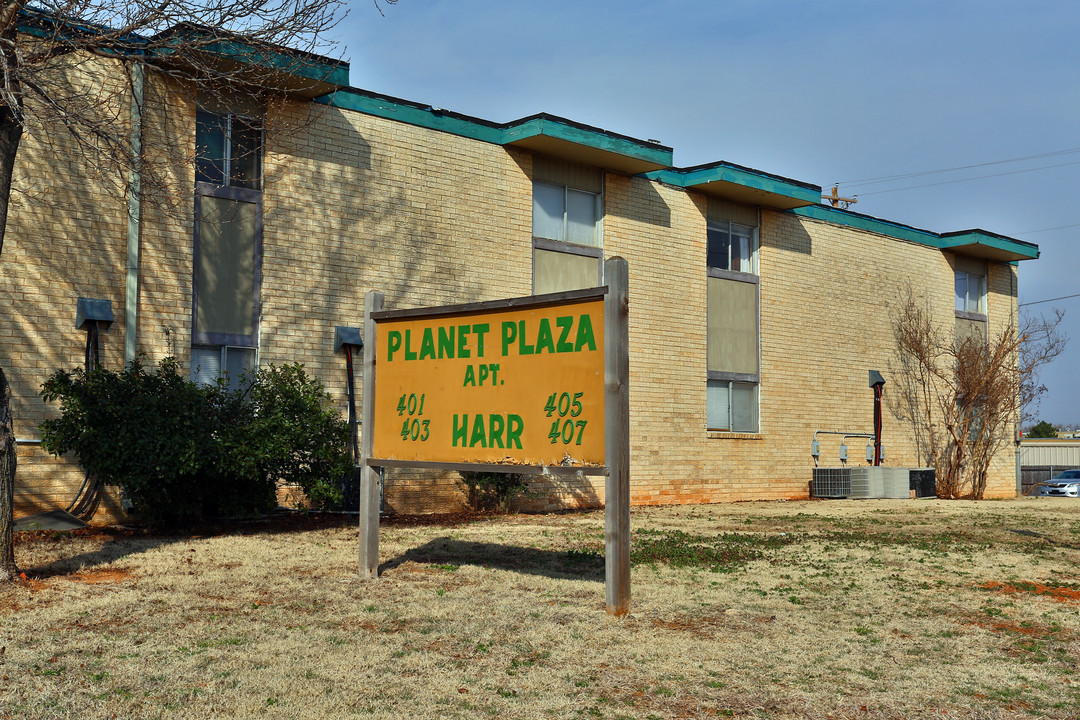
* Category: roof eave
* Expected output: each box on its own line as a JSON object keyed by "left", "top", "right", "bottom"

{"left": 939, "top": 230, "right": 1040, "bottom": 262}
{"left": 501, "top": 115, "right": 673, "bottom": 175}
{"left": 644, "top": 163, "right": 821, "bottom": 210}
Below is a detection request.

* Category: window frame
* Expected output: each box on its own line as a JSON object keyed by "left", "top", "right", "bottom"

{"left": 954, "top": 268, "right": 987, "bottom": 318}
{"left": 190, "top": 344, "right": 258, "bottom": 389}
{"left": 706, "top": 378, "right": 760, "bottom": 433}
{"left": 705, "top": 218, "right": 761, "bottom": 433}
{"left": 195, "top": 109, "right": 264, "bottom": 191}
{"left": 531, "top": 181, "right": 604, "bottom": 293}
{"left": 706, "top": 220, "right": 758, "bottom": 275}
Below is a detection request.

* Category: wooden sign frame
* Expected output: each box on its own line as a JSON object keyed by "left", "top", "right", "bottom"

{"left": 359, "top": 257, "right": 631, "bottom": 615}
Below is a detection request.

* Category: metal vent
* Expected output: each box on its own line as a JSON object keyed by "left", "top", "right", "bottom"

{"left": 811, "top": 467, "right": 851, "bottom": 498}
{"left": 850, "top": 467, "right": 913, "bottom": 499}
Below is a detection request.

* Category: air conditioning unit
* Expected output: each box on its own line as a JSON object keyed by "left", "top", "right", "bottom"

{"left": 850, "top": 467, "right": 913, "bottom": 499}
{"left": 811, "top": 467, "right": 851, "bottom": 498}
{"left": 909, "top": 468, "right": 936, "bottom": 498}
{"left": 849, "top": 467, "right": 883, "bottom": 499}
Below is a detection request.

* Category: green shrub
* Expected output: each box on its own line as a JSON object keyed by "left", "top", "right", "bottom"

{"left": 224, "top": 363, "right": 352, "bottom": 510}
{"left": 40, "top": 358, "right": 350, "bottom": 526}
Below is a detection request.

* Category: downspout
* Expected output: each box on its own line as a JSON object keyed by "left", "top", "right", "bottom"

{"left": 125, "top": 61, "right": 144, "bottom": 365}
{"left": 1013, "top": 265, "right": 1022, "bottom": 496}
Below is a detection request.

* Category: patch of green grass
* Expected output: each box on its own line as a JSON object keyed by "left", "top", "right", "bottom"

{"left": 630, "top": 529, "right": 797, "bottom": 572}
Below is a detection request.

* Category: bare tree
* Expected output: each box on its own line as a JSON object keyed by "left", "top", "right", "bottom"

{"left": 0, "top": 0, "right": 360, "bottom": 581}
{"left": 888, "top": 288, "right": 1066, "bottom": 500}
{"left": 1019, "top": 308, "right": 1067, "bottom": 423}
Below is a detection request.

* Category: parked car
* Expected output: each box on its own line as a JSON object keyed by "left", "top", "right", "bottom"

{"left": 1037, "top": 469, "right": 1080, "bottom": 497}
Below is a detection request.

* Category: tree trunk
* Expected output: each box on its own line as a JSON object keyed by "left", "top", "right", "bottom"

{"left": 0, "top": 85, "right": 25, "bottom": 581}
{"left": 0, "top": 365, "right": 17, "bottom": 581}
{"left": 0, "top": 95, "right": 21, "bottom": 258}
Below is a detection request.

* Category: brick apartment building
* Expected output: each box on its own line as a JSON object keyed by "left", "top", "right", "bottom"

{"left": 2, "top": 35, "right": 1039, "bottom": 521}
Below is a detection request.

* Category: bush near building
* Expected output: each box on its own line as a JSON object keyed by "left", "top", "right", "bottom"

{"left": 39, "top": 359, "right": 350, "bottom": 526}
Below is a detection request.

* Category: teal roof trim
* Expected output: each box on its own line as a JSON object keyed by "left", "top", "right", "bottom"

{"left": 792, "top": 204, "right": 941, "bottom": 245}
{"left": 322, "top": 91, "right": 672, "bottom": 169}
{"left": 151, "top": 23, "right": 350, "bottom": 89}
{"left": 643, "top": 163, "right": 820, "bottom": 205}
{"left": 319, "top": 89, "right": 506, "bottom": 144}
{"left": 16, "top": 13, "right": 351, "bottom": 91}
{"left": 791, "top": 206, "right": 1039, "bottom": 261}
{"left": 203, "top": 39, "right": 349, "bottom": 86}
{"left": 939, "top": 229, "right": 1040, "bottom": 261}
{"left": 503, "top": 115, "right": 673, "bottom": 167}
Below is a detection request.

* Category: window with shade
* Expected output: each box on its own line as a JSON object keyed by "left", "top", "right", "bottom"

{"left": 192, "top": 105, "right": 262, "bottom": 388}
{"left": 705, "top": 201, "right": 760, "bottom": 433}
{"left": 954, "top": 256, "right": 987, "bottom": 346}
{"left": 531, "top": 157, "right": 603, "bottom": 295}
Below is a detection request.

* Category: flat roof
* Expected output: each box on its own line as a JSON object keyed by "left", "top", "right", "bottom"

{"left": 644, "top": 162, "right": 821, "bottom": 210}
{"left": 793, "top": 206, "right": 1038, "bottom": 262}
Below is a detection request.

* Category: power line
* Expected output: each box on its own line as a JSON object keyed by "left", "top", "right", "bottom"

{"left": 1020, "top": 292, "right": 1080, "bottom": 307}
{"left": 854, "top": 159, "right": 1080, "bottom": 197}
{"left": 838, "top": 147, "right": 1080, "bottom": 187}
{"left": 1011, "top": 223, "right": 1080, "bottom": 236}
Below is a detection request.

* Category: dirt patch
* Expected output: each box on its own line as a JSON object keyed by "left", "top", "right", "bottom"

{"left": 969, "top": 618, "right": 1049, "bottom": 636}
{"left": 15, "top": 573, "right": 50, "bottom": 592}
{"left": 981, "top": 580, "right": 1080, "bottom": 602}
{"left": 67, "top": 568, "right": 132, "bottom": 585}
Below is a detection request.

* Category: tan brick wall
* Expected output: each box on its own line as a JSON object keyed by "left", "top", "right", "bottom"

{"left": 3, "top": 65, "right": 1023, "bottom": 519}
{"left": 2, "top": 56, "right": 133, "bottom": 521}
{"left": 260, "top": 102, "right": 535, "bottom": 513}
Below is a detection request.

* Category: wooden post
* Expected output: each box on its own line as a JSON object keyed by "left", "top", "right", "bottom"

{"left": 604, "top": 257, "right": 630, "bottom": 615}
{"left": 359, "top": 291, "right": 384, "bottom": 579}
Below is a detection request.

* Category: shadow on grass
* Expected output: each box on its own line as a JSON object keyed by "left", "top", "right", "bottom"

{"left": 380, "top": 536, "right": 605, "bottom": 583}
{"left": 15, "top": 511, "right": 357, "bottom": 579}
{"left": 15, "top": 511, "right": 497, "bottom": 579}
{"left": 18, "top": 530, "right": 175, "bottom": 579}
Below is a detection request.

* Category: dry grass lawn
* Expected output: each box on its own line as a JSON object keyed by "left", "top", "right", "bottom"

{"left": 3, "top": 498, "right": 1080, "bottom": 719}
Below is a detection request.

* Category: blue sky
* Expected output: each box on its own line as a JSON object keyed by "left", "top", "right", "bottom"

{"left": 336, "top": 0, "right": 1080, "bottom": 426}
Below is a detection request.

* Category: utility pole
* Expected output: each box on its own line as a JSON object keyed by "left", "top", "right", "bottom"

{"left": 824, "top": 185, "right": 858, "bottom": 209}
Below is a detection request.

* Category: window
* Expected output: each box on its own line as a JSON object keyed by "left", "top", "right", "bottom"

{"left": 192, "top": 105, "right": 263, "bottom": 387}
{"left": 190, "top": 346, "right": 257, "bottom": 389}
{"left": 532, "top": 158, "right": 603, "bottom": 295}
{"left": 706, "top": 220, "right": 757, "bottom": 274}
{"left": 707, "top": 381, "right": 759, "bottom": 433}
{"left": 195, "top": 110, "right": 262, "bottom": 190}
{"left": 954, "top": 256, "right": 987, "bottom": 345}
{"left": 706, "top": 202, "right": 760, "bottom": 432}
{"left": 954, "top": 271, "right": 986, "bottom": 314}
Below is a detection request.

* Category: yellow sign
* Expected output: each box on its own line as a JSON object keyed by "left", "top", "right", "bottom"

{"left": 372, "top": 295, "right": 605, "bottom": 466}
